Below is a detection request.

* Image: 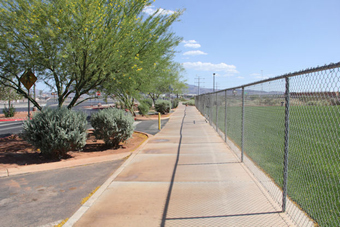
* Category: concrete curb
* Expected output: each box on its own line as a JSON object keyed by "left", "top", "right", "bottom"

{"left": 135, "top": 116, "right": 171, "bottom": 121}
{"left": 0, "top": 118, "right": 25, "bottom": 122}
{"left": 63, "top": 132, "right": 152, "bottom": 227}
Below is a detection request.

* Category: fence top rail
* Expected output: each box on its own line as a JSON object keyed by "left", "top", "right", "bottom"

{"left": 198, "top": 61, "right": 340, "bottom": 96}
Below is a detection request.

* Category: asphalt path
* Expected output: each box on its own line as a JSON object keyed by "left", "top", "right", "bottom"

{"left": 135, "top": 119, "right": 169, "bottom": 135}
{"left": 0, "top": 159, "right": 125, "bottom": 227}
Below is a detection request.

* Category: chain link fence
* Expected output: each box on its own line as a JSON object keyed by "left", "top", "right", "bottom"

{"left": 195, "top": 62, "right": 340, "bottom": 227}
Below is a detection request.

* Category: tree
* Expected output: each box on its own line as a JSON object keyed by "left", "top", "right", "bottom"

{"left": 102, "top": 4, "right": 184, "bottom": 114}
{"left": 148, "top": 61, "right": 186, "bottom": 106}
{"left": 0, "top": 85, "right": 22, "bottom": 106}
{"left": 0, "top": 0, "right": 183, "bottom": 110}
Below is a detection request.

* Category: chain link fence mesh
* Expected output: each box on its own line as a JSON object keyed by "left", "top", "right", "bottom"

{"left": 195, "top": 63, "right": 340, "bottom": 227}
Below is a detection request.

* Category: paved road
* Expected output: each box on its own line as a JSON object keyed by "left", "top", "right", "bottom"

{"left": 0, "top": 159, "right": 124, "bottom": 227}
{"left": 0, "top": 121, "right": 24, "bottom": 138}
{"left": 0, "top": 98, "right": 113, "bottom": 113}
{"left": 0, "top": 120, "right": 92, "bottom": 138}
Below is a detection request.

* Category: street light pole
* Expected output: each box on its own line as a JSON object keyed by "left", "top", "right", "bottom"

{"left": 213, "top": 73, "right": 215, "bottom": 92}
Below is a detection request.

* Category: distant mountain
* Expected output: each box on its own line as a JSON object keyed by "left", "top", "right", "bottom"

{"left": 184, "top": 84, "right": 284, "bottom": 96}
{"left": 184, "top": 84, "right": 214, "bottom": 95}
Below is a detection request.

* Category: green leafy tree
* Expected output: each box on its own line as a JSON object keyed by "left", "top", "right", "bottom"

{"left": 148, "top": 61, "right": 186, "bottom": 106}
{"left": 102, "top": 4, "right": 184, "bottom": 114}
{"left": 0, "top": 85, "right": 22, "bottom": 106}
{"left": 0, "top": 0, "right": 183, "bottom": 110}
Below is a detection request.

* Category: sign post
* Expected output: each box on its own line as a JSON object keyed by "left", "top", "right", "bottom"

{"left": 20, "top": 70, "right": 37, "bottom": 118}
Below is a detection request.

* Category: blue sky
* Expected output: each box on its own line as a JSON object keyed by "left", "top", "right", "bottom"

{"left": 145, "top": 0, "right": 340, "bottom": 90}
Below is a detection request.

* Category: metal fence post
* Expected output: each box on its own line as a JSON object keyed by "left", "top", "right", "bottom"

{"left": 205, "top": 95, "right": 207, "bottom": 119}
{"left": 195, "top": 96, "right": 197, "bottom": 110}
{"left": 224, "top": 90, "right": 227, "bottom": 142}
{"left": 209, "top": 94, "right": 213, "bottom": 126}
{"left": 282, "top": 77, "right": 290, "bottom": 212}
{"left": 200, "top": 95, "right": 202, "bottom": 112}
{"left": 216, "top": 92, "right": 218, "bottom": 132}
{"left": 202, "top": 95, "right": 205, "bottom": 116}
{"left": 241, "top": 87, "right": 245, "bottom": 162}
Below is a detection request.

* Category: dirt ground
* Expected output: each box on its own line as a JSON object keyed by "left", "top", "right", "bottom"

{"left": 0, "top": 111, "right": 30, "bottom": 120}
{"left": 0, "top": 131, "right": 147, "bottom": 170}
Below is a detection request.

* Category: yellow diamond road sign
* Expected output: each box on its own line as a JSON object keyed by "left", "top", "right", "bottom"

{"left": 20, "top": 70, "right": 37, "bottom": 90}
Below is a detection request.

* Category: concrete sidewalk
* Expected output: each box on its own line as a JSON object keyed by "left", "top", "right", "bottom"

{"left": 66, "top": 104, "right": 295, "bottom": 226}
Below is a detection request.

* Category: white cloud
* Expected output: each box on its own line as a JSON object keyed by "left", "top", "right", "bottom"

{"left": 184, "top": 43, "right": 201, "bottom": 48}
{"left": 183, "top": 50, "right": 207, "bottom": 56}
{"left": 143, "top": 5, "right": 175, "bottom": 15}
{"left": 183, "top": 62, "right": 238, "bottom": 74}
{"left": 182, "top": 40, "right": 198, "bottom": 44}
{"left": 237, "top": 76, "right": 244, "bottom": 79}
{"left": 182, "top": 40, "right": 201, "bottom": 48}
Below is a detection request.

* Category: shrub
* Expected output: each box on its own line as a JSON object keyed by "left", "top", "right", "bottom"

{"left": 330, "top": 98, "right": 340, "bottom": 106}
{"left": 307, "top": 100, "right": 328, "bottom": 106}
{"left": 183, "top": 100, "right": 195, "bottom": 106}
{"left": 20, "top": 108, "right": 87, "bottom": 159}
{"left": 90, "top": 108, "right": 135, "bottom": 148}
{"left": 142, "top": 98, "right": 153, "bottom": 108}
{"left": 155, "top": 100, "right": 170, "bottom": 114}
{"left": 2, "top": 105, "right": 16, "bottom": 117}
{"left": 171, "top": 99, "right": 179, "bottom": 109}
{"left": 138, "top": 102, "right": 149, "bottom": 116}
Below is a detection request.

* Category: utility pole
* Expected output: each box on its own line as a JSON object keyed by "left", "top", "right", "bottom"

{"left": 213, "top": 73, "right": 216, "bottom": 92}
{"left": 195, "top": 76, "right": 205, "bottom": 95}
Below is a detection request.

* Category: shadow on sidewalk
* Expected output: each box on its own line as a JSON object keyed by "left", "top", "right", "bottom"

{"left": 161, "top": 106, "right": 187, "bottom": 227}
{"left": 165, "top": 211, "right": 282, "bottom": 221}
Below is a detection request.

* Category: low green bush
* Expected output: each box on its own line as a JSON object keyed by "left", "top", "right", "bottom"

{"left": 142, "top": 98, "right": 153, "bottom": 108}
{"left": 307, "top": 100, "right": 328, "bottom": 106}
{"left": 330, "top": 98, "right": 340, "bottom": 106}
{"left": 183, "top": 100, "right": 195, "bottom": 106}
{"left": 20, "top": 108, "right": 87, "bottom": 159}
{"left": 90, "top": 108, "right": 135, "bottom": 148}
{"left": 155, "top": 100, "right": 170, "bottom": 114}
{"left": 138, "top": 102, "right": 149, "bottom": 116}
{"left": 2, "top": 105, "right": 16, "bottom": 117}
{"left": 171, "top": 99, "right": 179, "bottom": 109}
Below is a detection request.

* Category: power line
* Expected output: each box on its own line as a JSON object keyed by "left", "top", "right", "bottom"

{"left": 194, "top": 76, "right": 205, "bottom": 95}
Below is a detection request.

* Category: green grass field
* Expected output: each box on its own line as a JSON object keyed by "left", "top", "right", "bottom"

{"left": 207, "top": 104, "right": 340, "bottom": 226}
